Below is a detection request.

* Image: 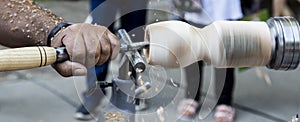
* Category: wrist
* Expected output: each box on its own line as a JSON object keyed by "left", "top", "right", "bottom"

{"left": 47, "top": 22, "right": 72, "bottom": 47}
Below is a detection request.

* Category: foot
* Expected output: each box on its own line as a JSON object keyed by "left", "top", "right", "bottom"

{"left": 177, "top": 99, "right": 199, "bottom": 120}
{"left": 214, "top": 104, "right": 235, "bottom": 122}
{"left": 135, "top": 100, "right": 147, "bottom": 111}
{"left": 74, "top": 105, "right": 94, "bottom": 121}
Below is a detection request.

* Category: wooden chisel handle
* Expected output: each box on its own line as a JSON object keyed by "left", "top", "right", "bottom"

{"left": 0, "top": 46, "right": 68, "bottom": 72}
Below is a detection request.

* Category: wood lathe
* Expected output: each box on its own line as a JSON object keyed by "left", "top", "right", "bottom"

{"left": 144, "top": 16, "right": 300, "bottom": 71}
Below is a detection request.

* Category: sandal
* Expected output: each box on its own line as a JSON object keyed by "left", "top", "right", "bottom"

{"left": 177, "top": 99, "right": 199, "bottom": 120}
{"left": 214, "top": 104, "right": 235, "bottom": 122}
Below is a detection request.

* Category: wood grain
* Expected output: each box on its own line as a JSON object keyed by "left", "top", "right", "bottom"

{"left": 0, "top": 46, "right": 56, "bottom": 71}
{"left": 144, "top": 20, "right": 272, "bottom": 68}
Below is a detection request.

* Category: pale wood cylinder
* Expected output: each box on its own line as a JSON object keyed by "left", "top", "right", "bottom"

{"left": 144, "top": 20, "right": 272, "bottom": 68}
{"left": 0, "top": 46, "right": 57, "bottom": 71}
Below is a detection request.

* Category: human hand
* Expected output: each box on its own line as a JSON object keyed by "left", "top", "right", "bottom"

{"left": 50, "top": 23, "right": 120, "bottom": 77}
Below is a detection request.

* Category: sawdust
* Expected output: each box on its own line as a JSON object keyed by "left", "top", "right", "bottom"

{"left": 104, "top": 112, "right": 125, "bottom": 122}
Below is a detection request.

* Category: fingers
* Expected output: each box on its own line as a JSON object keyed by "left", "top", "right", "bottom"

{"left": 94, "top": 25, "right": 120, "bottom": 65}
{"left": 69, "top": 31, "right": 87, "bottom": 66}
{"left": 107, "top": 31, "right": 120, "bottom": 59}
{"left": 52, "top": 25, "right": 87, "bottom": 66}
{"left": 84, "top": 28, "right": 101, "bottom": 67}
{"left": 96, "top": 28, "right": 111, "bottom": 65}
{"left": 52, "top": 61, "right": 87, "bottom": 77}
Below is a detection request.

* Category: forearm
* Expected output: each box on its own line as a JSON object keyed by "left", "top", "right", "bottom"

{"left": 0, "top": 0, "right": 63, "bottom": 47}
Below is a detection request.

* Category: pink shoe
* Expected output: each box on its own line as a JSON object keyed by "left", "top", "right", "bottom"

{"left": 214, "top": 104, "right": 235, "bottom": 122}
{"left": 177, "top": 99, "right": 199, "bottom": 120}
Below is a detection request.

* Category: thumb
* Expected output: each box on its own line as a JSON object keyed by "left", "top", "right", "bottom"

{"left": 52, "top": 61, "right": 87, "bottom": 77}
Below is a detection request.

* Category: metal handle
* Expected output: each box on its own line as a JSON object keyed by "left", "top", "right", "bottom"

{"left": 55, "top": 46, "right": 69, "bottom": 63}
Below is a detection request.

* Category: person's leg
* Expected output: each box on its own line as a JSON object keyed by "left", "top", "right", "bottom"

{"left": 214, "top": 68, "right": 235, "bottom": 122}
{"left": 118, "top": 0, "right": 147, "bottom": 42}
{"left": 177, "top": 61, "right": 203, "bottom": 119}
{"left": 84, "top": 62, "right": 109, "bottom": 109}
{"left": 74, "top": 64, "right": 108, "bottom": 120}
{"left": 90, "top": 0, "right": 119, "bottom": 32}
{"left": 90, "top": 0, "right": 105, "bottom": 12}
{"left": 216, "top": 68, "right": 235, "bottom": 106}
{"left": 92, "top": 0, "right": 147, "bottom": 33}
{"left": 185, "top": 61, "right": 203, "bottom": 102}
{"left": 84, "top": 64, "right": 109, "bottom": 108}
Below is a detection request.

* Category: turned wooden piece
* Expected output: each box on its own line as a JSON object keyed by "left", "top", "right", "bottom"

{"left": 0, "top": 46, "right": 56, "bottom": 71}
{"left": 144, "top": 20, "right": 272, "bottom": 68}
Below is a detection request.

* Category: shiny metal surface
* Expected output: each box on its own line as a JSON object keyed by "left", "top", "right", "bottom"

{"left": 55, "top": 47, "right": 69, "bottom": 63}
{"left": 135, "top": 82, "right": 151, "bottom": 96}
{"left": 126, "top": 51, "right": 146, "bottom": 72}
{"left": 120, "top": 42, "right": 149, "bottom": 52}
{"left": 267, "top": 16, "right": 300, "bottom": 70}
{"left": 118, "top": 29, "right": 147, "bottom": 72}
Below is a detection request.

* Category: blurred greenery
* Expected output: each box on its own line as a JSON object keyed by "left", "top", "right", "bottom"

{"left": 241, "top": 9, "right": 270, "bottom": 21}
{"left": 238, "top": 67, "right": 251, "bottom": 72}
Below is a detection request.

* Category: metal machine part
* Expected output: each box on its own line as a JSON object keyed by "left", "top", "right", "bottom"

{"left": 107, "top": 29, "right": 150, "bottom": 121}
{"left": 290, "top": 114, "right": 298, "bottom": 122}
{"left": 135, "top": 82, "right": 151, "bottom": 96}
{"left": 127, "top": 51, "right": 146, "bottom": 72}
{"left": 88, "top": 29, "right": 151, "bottom": 122}
{"left": 55, "top": 47, "right": 69, "bottom": 63}
{"left": 267, "top": 16, "right": 300, "bottom": 70}
{"left": 118, "top": 29, "right": 147, "bottom": 72}
{"left": 86, "top": 29, "right": 149, "bottom": 97}
{"left": 120, "top": 41, "right": 149, "bottom": 52}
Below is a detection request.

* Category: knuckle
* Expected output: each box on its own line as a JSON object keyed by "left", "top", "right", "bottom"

{"left": 72, "top": 52, "right": 85, "bottom": 61}
{"left": 102, "top": 43, "right": 110, "bottom": 52}
{"left": 95, "top": 50, "right": 101, "bottom": 59}
{"left": 112, "top": 41, "right": 120, "bottom": 48}
{"left": 75, "top": 51, "right": 85, "bottom": 57}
